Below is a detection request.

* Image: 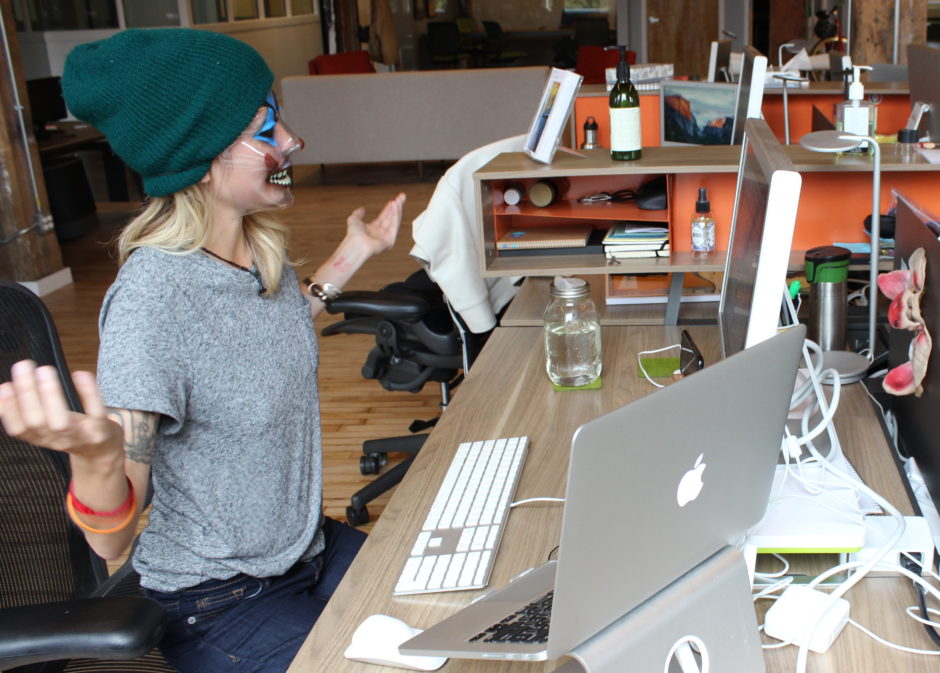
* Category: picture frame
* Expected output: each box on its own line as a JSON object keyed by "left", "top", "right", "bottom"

{"left": 660, "top": 80, "right": 737, "bottom": 147}
{"left": 413, "top": 0, "right": 426, "bottom": 20}
{"left": 426, "top": 0, "right": 447, "bottom": 16}
{"left": 523, "top": 68, "right": 584, "bottom": 165}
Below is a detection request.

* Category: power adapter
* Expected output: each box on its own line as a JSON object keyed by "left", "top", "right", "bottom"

{"left": 845, "top": 515, "right": 935, "bottom": 576}
{"left": 763, "top": 585, "right": 850, "bottom": 653}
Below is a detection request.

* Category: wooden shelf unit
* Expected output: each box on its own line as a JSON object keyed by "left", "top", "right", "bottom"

{"left": 474, "top": 144, "right": 940, "bottom": 325}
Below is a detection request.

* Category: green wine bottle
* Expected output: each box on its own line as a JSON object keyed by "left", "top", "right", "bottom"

{"left": 605, "top": 45, "right": 641, "bottom": 161}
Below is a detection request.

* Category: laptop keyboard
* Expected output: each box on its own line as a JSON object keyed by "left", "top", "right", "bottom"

{"left": 470, "top": 591, "right": 553, "bottom": 644}
{"left": 393, "top": 437, "right": 529, "bottom": 595}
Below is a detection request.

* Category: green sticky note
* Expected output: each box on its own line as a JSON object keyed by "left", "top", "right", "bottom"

{"left": 638, "top": 356, "right": 680, "bottom": 378}
{"left": 552, "top": 376, "right": 603, "bottom": 392}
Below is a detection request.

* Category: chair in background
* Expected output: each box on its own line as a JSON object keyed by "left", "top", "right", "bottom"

{"left": 574, "top": 44, "right": 635, "bottom": 85}
{"left": 574, "top": 17, "right": 613, "bottom": 47}
{"left": 480, "top": 21, "right": 527, "bottom": 66}
{"left": 427, "top": 21, "right": 471, "bottom": 68}
{"left": 307, "top": 50, "right": 376, "bottom": 75}
{"left": 0, "top": 281, "right": 172, "bottom": 673}
{"left": 323, "top": 135, "right": 525, "bottom": 526}
{"left": 320, "top": 271, "right": 468, "bottom": 526}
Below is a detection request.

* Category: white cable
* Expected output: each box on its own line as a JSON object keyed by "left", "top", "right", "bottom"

{"left": 636, "top": 343, "right": 681, "bottom": 389}
{"left": 849, "top": 618, "right": 940, "bottom": 656}
{"left": 509, "top": 497, "right": 565, "bottom": 508}
{"left": 787, "top": 338, "right": 907, "bottom": 673}
{"left": 905, "top": 605, "right": 940, "bottom": 630}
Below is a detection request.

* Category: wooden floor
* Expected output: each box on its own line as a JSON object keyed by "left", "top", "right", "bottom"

{"left": 40, "top": 164, "right": 449, "bottom": 569}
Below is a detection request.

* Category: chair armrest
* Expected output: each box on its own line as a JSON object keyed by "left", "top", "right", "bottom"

{"left": 326, "top": 290, "right": 431, "bottom": 322}
{"left": 0, "top": 596, "right": 166, "bottom": 669}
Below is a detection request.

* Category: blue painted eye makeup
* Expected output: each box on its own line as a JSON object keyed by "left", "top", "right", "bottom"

{"left": 253, "top": 91, "right": 281, "bottom": 147}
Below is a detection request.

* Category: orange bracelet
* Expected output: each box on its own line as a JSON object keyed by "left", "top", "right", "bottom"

{"left": 66, "top": 488, "right": 137, "bottom": 535}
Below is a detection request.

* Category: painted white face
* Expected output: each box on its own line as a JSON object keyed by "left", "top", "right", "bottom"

{"left": 208, "top": 91, "right": 304, "bottom": 214}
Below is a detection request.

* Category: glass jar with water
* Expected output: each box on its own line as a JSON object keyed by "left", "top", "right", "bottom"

{"left": 543, "top": 277, "right": 602, "bottom": 387}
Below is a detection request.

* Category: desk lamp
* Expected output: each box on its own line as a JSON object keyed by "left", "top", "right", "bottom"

{"left": 772, "top": 72, "right": 809, "bottom": 144}
{"left": 800, "top": 130, "right": 882, "bottom": 382}
{"left": 777, "top": 40, "right": 808, "bottom": 69}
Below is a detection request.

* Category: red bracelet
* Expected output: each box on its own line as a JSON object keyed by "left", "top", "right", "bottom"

{"left": 68, "top": 477, "right": 135, "bottom": 518}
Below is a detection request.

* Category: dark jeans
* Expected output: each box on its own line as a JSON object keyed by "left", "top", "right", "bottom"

{"left": 146, "top": 517, "right": 366, "bottom": 673}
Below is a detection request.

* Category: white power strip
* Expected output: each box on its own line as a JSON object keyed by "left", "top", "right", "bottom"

{"left": 845, "top": 515, "right": 935, "bottom": 576}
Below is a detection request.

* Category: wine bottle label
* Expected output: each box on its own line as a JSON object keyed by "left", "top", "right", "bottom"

{"left": 610, "top": 107, "right": 641, "bottom": 152}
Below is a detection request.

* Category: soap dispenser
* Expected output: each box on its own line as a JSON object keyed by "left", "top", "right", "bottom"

{"left": 604, "top": 45, "right": 641, "bottom": 161}
{"left": 835, "top": 65, "right": 876, "bottom": 153}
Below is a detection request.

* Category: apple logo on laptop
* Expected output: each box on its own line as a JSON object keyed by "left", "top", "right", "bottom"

{"left": 676, "top": 453, "right": 706, "bottom": 507}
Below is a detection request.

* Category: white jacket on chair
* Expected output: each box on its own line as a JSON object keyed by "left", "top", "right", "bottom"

{"left": 410, "top": 135, "right": 526, "bottom": 334}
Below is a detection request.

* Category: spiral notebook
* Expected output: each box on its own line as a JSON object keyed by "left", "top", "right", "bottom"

{"left": 496, "top": 225, "right": 595, "bottom": 250}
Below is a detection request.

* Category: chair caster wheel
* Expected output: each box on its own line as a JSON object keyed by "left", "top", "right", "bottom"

{"left": 347, "top": 505, "right": 370, "bottom": 527}
{"left": 360, "top": 453, "right": 387, "bottom": 475}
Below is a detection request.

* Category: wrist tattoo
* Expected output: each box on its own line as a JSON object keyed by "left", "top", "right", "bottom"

{"left": 331, "top": 255, "right": 353, "bottom": 273}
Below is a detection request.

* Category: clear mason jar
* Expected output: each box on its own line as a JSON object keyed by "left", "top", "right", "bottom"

{"left": 543, "top": 277, "right": 602, "bottom": 387}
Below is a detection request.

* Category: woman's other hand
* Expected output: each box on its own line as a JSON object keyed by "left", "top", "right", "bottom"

{"left": 345, "top": 192, "right": 406, "bottom": 258}
{"left": 0, "top": 360, "right": 123, "bottom": 463}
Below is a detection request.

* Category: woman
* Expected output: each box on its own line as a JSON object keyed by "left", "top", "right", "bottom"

{"left": 0, "top": 29, "right": 404, "bottom": 672}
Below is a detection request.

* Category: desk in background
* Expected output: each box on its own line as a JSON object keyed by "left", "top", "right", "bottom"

{"left": 288, "top": 325, "right": 933, "bottom": 673}
{"left": 572, "top": 81, "right": 912, "bottom": 150}
{"left": 37, "top": 121, "right": 132, "bottom": 202}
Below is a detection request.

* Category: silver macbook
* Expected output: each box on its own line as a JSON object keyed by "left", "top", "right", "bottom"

{"left": 401, "top": 325, "right": 806, "bottom": 662}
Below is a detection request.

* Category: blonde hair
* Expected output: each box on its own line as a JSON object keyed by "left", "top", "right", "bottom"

{"left": 117, "top": 183, "right": 289, "bottom": 296}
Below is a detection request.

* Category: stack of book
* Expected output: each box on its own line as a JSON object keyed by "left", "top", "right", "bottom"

{"left": 603, "top": 222, "right": 670, "bottom": 262}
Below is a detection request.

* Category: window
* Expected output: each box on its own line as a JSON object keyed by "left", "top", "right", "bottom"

{"left": 233, "top": 0, "right": 260, "bottom": 20}
{"left": 290, "top": 0, "right": 313, "bottom": 14}
{"left": 564, "top": 0, "right": 609, "bottom": 10}
{"left": 264, "top": 0, "right": 287, "bottom": 17}
{"left": 123, "top": 0, "right": 180, "bottom": 27}
{"left": 191, "top": 0, "right": 228, "bottom": 24}
{"left": 26, "top": 0, "right": 118, "bottom": 30}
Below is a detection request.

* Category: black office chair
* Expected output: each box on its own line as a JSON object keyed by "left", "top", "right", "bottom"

{"left": 321, "top": 270, "right": 487, "bottom": 526}
{"left": 480, "top": 21, "right": 527, "bottom": 66}
{"left": 426, "top": 21, "right": 470, "bottom": 68}
{"left": 0, "top": 281, "right": 172, "bottom": 673}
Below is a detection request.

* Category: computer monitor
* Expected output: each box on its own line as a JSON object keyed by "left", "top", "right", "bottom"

{"left": 730, "top": 46, "right": 768, "bottom": 145}
{"left": 888, "top": 193, "right": 940, "bottom": 516}
{"left": 660, "top": 80, "right": 736, "bottom": 146}
{"left": 25, "top": 76, "right": 67, "bottom": 139}
{"left": 718, "top": 117, "right": 802, "bottom": 357}
{"left": 907, "top": 44, "right": 940, "bottom": 142}
{"left": 707, "top": 39, "right": 732, "bottom": 82}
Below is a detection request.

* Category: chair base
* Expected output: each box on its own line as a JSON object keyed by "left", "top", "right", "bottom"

{"left": 347, "top": 434, "right": 429, "bottom": 526}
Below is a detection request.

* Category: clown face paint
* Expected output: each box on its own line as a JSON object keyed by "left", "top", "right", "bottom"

{"left": 208, "top": 91, "right": 305, "bottom": 214}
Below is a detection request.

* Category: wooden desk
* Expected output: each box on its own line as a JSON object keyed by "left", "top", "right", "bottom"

{"left": 37, "top": 121, "right": 131, "bottom": 201}
{"left": 289, "top": 326, "right": 933, "bottom": 673}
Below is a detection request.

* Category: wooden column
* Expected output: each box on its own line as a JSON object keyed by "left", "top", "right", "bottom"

{"left": 0, "top": 0, "right": 63, "bottom": 283}
{"left": 852, "top": 0, "right": 927, "bottom": 65}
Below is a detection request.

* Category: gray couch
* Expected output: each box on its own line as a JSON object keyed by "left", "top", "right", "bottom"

{"left": 280, "top": 67, "right": 550, "bottom": 165}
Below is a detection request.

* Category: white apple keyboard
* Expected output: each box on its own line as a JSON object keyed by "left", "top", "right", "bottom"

{"left": 394, "top": 436, "right": 529, "bottom": 595}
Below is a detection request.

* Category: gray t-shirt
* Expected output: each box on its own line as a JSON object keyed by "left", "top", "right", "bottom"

{"left": 97, "top": 246, "right": 324, "bottom": 592}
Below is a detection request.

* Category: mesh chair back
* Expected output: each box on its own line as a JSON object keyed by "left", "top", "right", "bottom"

{"left": 427, "top": 21, "right": 461, "bottom": 57}
{"left": 0, "top": 282, "right": 106, "bottom": 611}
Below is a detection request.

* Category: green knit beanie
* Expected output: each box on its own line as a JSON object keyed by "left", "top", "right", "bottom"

{"left": 62, "top": 29, "right": 274, "bottom": 197}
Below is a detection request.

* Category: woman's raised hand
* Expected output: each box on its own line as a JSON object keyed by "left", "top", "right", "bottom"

{"left": 0, "top": 360, "right": 123, "bottom": 462}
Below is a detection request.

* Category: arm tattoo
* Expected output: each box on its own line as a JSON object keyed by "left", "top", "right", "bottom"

{"left": 107, "top": 409, "right": 157, "bottom": 465}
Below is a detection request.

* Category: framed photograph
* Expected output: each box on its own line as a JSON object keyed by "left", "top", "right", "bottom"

{"left": 523, "top": 68, "right": 584, "bottom": 164}
{"left": 426, "top": 0, "right": 447, "bottom": 16}
{"left": 660, "top": 80, "right": 737, "bottom": 146}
